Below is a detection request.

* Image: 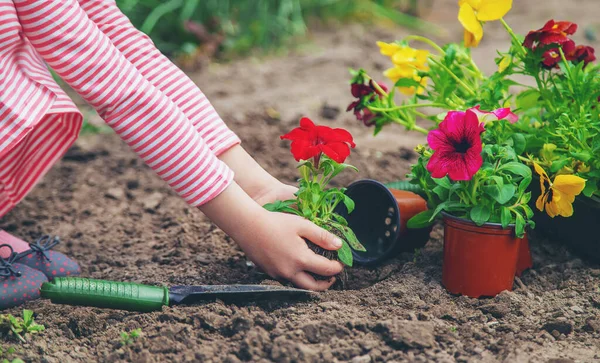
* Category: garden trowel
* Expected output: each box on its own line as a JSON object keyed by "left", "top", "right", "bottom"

{"left": 40, "top": 277, "right": 314, "bottom": 312}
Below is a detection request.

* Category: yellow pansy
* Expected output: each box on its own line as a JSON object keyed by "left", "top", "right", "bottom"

{"left": 458, "top": 0, "right": 513, "bottom": 47}
{"left": 533, "top": 162, "right": 586, "bottom": 218}
{"left": 377, "top": 41, "right": 403, "bottom": 57}
{"left": 377, "top": 43, "right": 430, "bottom": 96}
{"left": 391, "top": 47, "right": 430, "bottom": 70}
{"left": 383, "top": 66, "right": 427, "bottom": 95}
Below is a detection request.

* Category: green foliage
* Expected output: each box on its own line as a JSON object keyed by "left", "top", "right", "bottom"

{"left": 120, "top": 328, "right": 143, "bottom": 346}
{"left": 0, "top": 346, "right": 23, "bottom": 363}
{"left": 407, "top": 144, "right": 534, "bottom": 238}
{"left": 0, "top": 310, "right": 45, "bottom": 343}
{"left": 264, "top": 156, "right": 364, "bottom": 267}
{"left": 117, "top": 0, "right": 440, "bottom": 57}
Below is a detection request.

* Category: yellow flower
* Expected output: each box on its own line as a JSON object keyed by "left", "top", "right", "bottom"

{"left": 383, "top": 66, "right": 427, "bottom": 95}
{"left": 391, "top": 47, "right": 430, "bottom": 70}
{"left": 533, "top": 162, "right": 586, "bottom": 218}
{"left": 377, "top": 41, "right": 403, "bottom": 57}
{"left": 498, "top": 55, "right": 511, "bottom": 72}
{"left": 377, "top": 43, "right": 430, "bottom": 96}
{"left": 458, "top": 0, "right": 513, "bottom": 47}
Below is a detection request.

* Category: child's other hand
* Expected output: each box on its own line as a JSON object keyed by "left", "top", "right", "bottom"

{"left": 201, "top": 183, "right": 343, "bottom": 291}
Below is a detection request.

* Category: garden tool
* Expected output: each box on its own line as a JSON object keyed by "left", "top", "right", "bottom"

{"left": 40, "top": 277, "right": 314, "bottom": 312}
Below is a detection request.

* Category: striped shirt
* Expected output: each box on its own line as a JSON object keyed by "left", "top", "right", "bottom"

{"left": 0, "top": 0, "right": 240, "bottom": 217}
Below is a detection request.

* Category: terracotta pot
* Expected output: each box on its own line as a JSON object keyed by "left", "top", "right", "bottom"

{"left": 334, "top": 179, "right": 432, "bottom": 266}
{"left": 442, "top": 213, "right": 524, "bottom": 298}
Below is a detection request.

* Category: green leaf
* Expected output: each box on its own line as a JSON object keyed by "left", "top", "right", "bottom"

{"left": 511, "top": 133, "right": 526, "bottom": 155}
{"left": 337, "top": 241, "right": 353, "bottom": 267}
{"left": 582, "top": 182, "right": 597, "bottom": 197}
{"left": 433, "top": 177, "right": 452, "bottom": 189}
{"left": 570, "top": 151, "right": 593, "bottom": 163}
{"left": 518, "top": 176, "right": 532, "bottom": 195}
{"left": 343, "top": 195, "right": 355, "bottom": 214}
{"left": 483, "top": 184, "right": 516, "bottom": 204}
{"left": 470, "top": 205, "right": 491, "bottom": 226}
{"left": 501, "top": 207, "right": 511, "bottom": 228}
{"left": 432, "top": 185, "right": 448, "bottom": 200}
{"left": 550, "top": 159, "right": 570, "bottom": 173}
{"left": 407, "top": 210, "right": 435, "bottom": 229}
{"left": 522, "top": 204, "right": 534, "bottom": 219}
{"left": 342, "top": 227, "right": 366, "bottom": 252}
{"left": 262, "top": 200, "right": 298, "bottom": 215}
{"left": 22, "top": 310, "right": 33, "bottom": 325}
{"left": 394, "top": 78, "right": 424, "bottom": 89}
{"left": 515, "top": 213, "right": 526, "bottom": 238}
{"left": 516, "top": 89, "right": 541, "bottom": 110}
{"left": 498, "top": 162, "right": 531, "bottom": 177}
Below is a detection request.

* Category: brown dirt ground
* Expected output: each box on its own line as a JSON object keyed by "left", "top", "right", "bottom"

{"left": 2, "top": 0, "right": 600, "bottom": 362}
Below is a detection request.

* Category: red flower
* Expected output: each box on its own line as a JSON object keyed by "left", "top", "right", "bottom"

{"left": 347, "top": 81, "right": 387, "bottom": 127}
{"left": 523, "top": 20, "right": 578, "bottom": 50}
{"left": 566, "top": 45, "right": 596, "bottom": 66}
{"left": 281, "top": 117, "right": 356, "bottom": 164}
{"left": 426, "top": 110, "right": 483, "bottom": 181}
{"left": 541, "top": 48, "right": 562, "bottom": 68}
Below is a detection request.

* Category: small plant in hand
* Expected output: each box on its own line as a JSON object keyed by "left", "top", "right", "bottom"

{"left": 0, "top": 310, "right": 44, "bottom": 343}
{"left": 120, "top": 328, "right": 143, "bottom": 346}
{"left": 265, "top": 117, "right": 365, "bottom": 273}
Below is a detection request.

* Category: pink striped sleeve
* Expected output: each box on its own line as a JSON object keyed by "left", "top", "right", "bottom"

{"left": 13, "top": 0, "right": 232, "bottom": 206}
{"left": 78, "top": 0, "right": 241, "bottom": 156}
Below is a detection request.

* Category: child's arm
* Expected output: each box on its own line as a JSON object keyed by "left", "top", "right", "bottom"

{"left": 14, "top": 0, "right": 341, "bottom": 290}
{"left": 80, "top": 1, "right": 295, "bottom": 204}
{"left": 78, "top": 0, "right": 240, "bottom": 156}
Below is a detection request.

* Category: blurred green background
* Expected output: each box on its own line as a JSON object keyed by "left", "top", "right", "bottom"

{"left": 116, "top": 0, "right": 437, "bottom": 59}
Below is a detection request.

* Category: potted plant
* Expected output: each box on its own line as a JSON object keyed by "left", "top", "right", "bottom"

{"left": 346, "top": 1, "right": 596, "bottom": 264}
{"left": 401, "top": 108, "right": 534, "bottom": 298}
{"left": 265, "top": 117, "right": 366, "bottom": 283}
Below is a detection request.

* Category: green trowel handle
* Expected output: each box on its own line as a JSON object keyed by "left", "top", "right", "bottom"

{"left": 40, "top": 277, "right": 169, "bottom": 312}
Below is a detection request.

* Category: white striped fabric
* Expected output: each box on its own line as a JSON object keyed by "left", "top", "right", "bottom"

{"left": 78, "top": 0, "right": 240, "bottom": 156}
{"left": 0, "top": 0, "right": 238, "bottom": 217}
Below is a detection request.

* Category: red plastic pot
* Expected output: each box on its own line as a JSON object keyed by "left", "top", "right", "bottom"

{"left": 442, "top": 213, "right": 526, "bottom": 298}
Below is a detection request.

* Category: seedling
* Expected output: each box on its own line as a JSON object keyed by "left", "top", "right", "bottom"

{"left": 120, "top": 328, "right": 143, "bottom": 346}
{"left": 0, "top": 310, "right": 44, "bottom": 343}
{"left": 0, "top": 346, "right": 23, "bottom": 363}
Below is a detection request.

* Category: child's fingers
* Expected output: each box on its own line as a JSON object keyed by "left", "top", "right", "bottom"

{"left": 291, "top": 272, "right": 336, "bottom": 291}
{"left": 300, "top": 221, "right": 343, "bottom": 251}
{"left": 301, "top": 254, "right": 344, "bottom": 277}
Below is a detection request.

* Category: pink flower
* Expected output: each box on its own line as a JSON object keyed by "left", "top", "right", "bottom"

{"left": 426, "top": 110, "right": 483, "bottom": 181}
{"left": 469, "top": 105, "right": 518, "bottom": 124}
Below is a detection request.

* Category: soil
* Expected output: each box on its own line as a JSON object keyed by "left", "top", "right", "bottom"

{"left": 2, "top": 0, "right": 600, "bottom": 362}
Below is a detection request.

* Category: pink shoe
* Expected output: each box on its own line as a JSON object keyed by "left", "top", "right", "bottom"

{"left": 1, "top": 245, "right": 48, "bottom": 310}
{"left": 15, "top": 235, "right": 81, "bottom": 279}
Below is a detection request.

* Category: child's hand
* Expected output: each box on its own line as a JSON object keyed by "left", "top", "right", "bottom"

{"left": 200, "top": 182, "right": 343, "bottom": 291}
{"left": 236, "top": 211, "right": 344, "bottom": 290}
{"left": 251, "top": 182, "right": 298, "bottom": 206}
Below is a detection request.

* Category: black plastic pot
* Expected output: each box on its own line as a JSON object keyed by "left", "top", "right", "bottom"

{"left": 334, "top": 179, "right": 433, "bottom": 266}
{"left": 529, "top": 176, "right": 600, "bottom": 262}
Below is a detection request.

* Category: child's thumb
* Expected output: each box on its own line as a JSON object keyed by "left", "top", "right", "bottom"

{"left": 300, "top": 222, "right": 343, "bottom": 251}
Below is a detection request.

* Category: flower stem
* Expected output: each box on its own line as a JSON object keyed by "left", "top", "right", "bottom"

{"left": 403, "top": 35, "right": 446, "bottom": 55}
{"left": 429, "top": 58, "right": 476, "bottom": 96}
{"left": 499, "top": 18, "right": 527, "bottom": 57}
{"left": 367, "top": 103, "right": 446, "bottom": 112}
